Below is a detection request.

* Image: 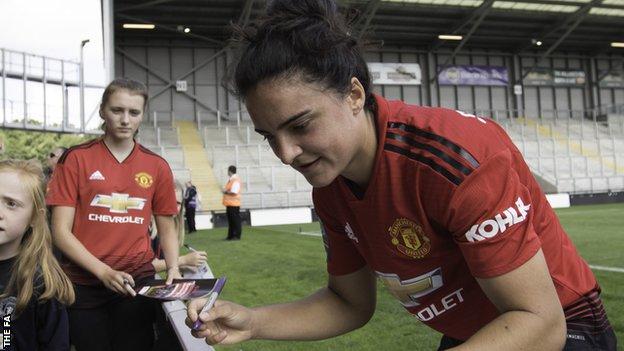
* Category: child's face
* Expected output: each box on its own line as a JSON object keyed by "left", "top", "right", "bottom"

{"left": 0, "top": 170, "right": 34, "bottom": 252}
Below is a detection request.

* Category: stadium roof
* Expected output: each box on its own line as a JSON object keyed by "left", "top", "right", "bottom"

{"left": 114, "top": 0, "right": 624, "bottom": 54}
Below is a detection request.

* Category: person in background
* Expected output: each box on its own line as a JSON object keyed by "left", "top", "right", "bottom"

{"left": 183, "top": 181, "right": 198, "bottom": 233}
{"left": 47, "top": 78, "right": 181, "bottom": 351}
{"left": 0, "top": 159, "right": 75, "bottom": 351}
{"left": 186, "top": 1, "right": 616, "bottom": 350}
{"left": 44, "top": 146, "right": 67, "bottom": 182}
{"left": 152, "top": 181, "right": 207, "bottom": 273}
{"left": 222, "top": 165, "right": 242, "bottom": 241}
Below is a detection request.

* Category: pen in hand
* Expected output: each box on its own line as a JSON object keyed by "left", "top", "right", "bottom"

{"left": 123, "top": 278, "right": 137, "bottom": 297}
{"left": 192, "top": 277, "right": 227, "bottom": 330}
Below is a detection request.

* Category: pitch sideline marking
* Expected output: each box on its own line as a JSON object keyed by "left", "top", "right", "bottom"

{"left": 589, "top": 265, "right": 624, "bottom": 273}
{"left": 262, "top": 228, "right": 322, "bottom": 237}
{"left": 556, "top": 207, "right": 623, "bottom": 216}
{"left": 299, "top": 231, "right": 322, "bottom": 237}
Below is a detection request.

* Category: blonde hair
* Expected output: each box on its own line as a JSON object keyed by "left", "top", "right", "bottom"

{"left": 0, "top": 159, "right": 75, "bottom": 315}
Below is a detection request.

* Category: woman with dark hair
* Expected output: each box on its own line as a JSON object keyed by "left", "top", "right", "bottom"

{"left": 47, "top": 78, "right": 182, "bottom": 351}
{"left": 187, "top": 1, "right": 616, "bottom": 350}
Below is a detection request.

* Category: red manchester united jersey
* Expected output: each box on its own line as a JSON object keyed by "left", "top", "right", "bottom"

{"left": 313, "top": 95, "right": 597, "bottom": 340}
{"left": 46, "top": 139, "right": 178, "bottom": 285}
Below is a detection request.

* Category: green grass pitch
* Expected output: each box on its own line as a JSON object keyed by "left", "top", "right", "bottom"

{"left": 183, "top": 203, "right": 623, "bottom": 350}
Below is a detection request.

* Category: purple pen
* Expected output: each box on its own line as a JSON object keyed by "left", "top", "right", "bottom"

{"left": 192, "top": 277, "right": 227, "bottom": 330}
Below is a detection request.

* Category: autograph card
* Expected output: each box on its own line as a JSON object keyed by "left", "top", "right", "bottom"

{"left": 136, "top": 278, "right": 223, "bottom": 301}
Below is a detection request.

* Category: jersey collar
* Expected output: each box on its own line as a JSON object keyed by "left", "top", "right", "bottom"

{"left": 100, "top": 138, "right": 139, "bottom": 164}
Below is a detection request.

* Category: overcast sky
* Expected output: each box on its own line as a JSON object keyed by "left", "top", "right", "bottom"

{"left": 0, "top": 0, "right": 106, "bottom": 84}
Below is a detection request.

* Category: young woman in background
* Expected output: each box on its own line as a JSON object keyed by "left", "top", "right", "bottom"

{"left": 47, "top": 78, "right": 181, "bottom": 351}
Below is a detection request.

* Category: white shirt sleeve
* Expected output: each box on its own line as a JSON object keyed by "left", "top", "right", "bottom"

{"left": 230, "top": 181, "right": 240, "bottom": 194}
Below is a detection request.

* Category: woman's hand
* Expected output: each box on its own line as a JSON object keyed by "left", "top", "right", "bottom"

{"left": 179, "top": 251, "right": 208, "bottom": 271}
{"left": 166, "top": 266, "right": 183, "bottom": 284}
{"left": 96, "top": 267, "right": 136, "bottom": 297}
{"left": 186, "top": 298, "right": 255, "bottom": 345}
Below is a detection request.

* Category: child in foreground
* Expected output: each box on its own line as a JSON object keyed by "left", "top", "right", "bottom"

{"left": 0, "top": 159, "right": 75, "bottom": 350}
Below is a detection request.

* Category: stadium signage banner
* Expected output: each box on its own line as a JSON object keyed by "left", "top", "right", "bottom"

{"left": 523, "top": 68, "right": 586, "bottom": 86}
{"left": 598, "top": 70, "right": 624, "bottom": 87}
{"left": 437, "top": 65, "right": 509, "bottom": 86}
{"left": 553, "top": 69, "right": 586, "bottom": 86}
{"left": 523, "top": 67, "right": 553, "bottom": 86}
{"left": 368, "top": 63, "right": 422, "bottom": 85}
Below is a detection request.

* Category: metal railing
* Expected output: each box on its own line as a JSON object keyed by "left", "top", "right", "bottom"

{"left": 202, "top": 125, "right": 264, "bottom": 147}
{"left": 209, "top": 143, "right": 281, "bottom": 168}
{"left": 553, "top": 175, "right": 624, "bottom": 195}
{"left": 0, "top": 47, "right": 105, "bottom": 133}
{"left": 149, "top": 110, "right": 176, "bottom": 128}
{"left": 211, "top": 164, "right": 310, "bottom": 192}
{"left": 196, "top": 109, "right": 250, "bottom": 130}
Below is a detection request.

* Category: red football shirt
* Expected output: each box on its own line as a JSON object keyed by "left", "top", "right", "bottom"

{"left": 46, "top": 139, "right": 178, "bottom": 285}
{"left": 313, "top": 95, "right": 597, "bottom": 340}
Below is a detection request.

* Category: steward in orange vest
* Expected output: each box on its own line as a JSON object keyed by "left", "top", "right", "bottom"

{"left": 222, "top": 174, "right": 242, "bottom": 207}
{"left": 223, "top": 165, "right": 242, "bottom": 240}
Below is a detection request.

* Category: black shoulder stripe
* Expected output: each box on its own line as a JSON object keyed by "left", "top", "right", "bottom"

{"left": 386, "top": 131, "right": 472, "bottom": 176}
{"left": 384, "top": 143, "right": 462, "bottom": 186}
{"left": 57, "top": 138, "right": 100, "bottom": 165}
{"left": 387, "top": 122, "right": 479, "bottom": 169}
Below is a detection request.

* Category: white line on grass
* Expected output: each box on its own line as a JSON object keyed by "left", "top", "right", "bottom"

{"left": 589, "top": 265, "right": 624, "bottom": 273}
{"left": 299, "top": 231, "right": 322, "bottom": 237}
{"left": 262, "top": 228, "right": 322, "bottom": 237}
{"left": 556, "top": 207, "right": 623, "bottom": 216}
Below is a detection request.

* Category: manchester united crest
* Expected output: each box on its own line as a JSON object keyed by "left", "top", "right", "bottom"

{"left": 134, "top": 172, "right": 154, "bottom": 189}
{"left": 389, "top": 218, "right": 431, "bottom": 259}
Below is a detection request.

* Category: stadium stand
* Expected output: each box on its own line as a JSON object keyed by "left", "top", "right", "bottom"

{"left": 496, "top": 112, "right": 624, "bottom": 194}
{"left": 203, "top": 124, "right": 313, "bottom": 209}
{"left": 137, "top": 117, "right": 315, "bottom": 209}
{"left": 137, "top": 109, "right": 624, "bottom": 209}
{"left": 176, "top": 120, "right": 224, "bottom": 211}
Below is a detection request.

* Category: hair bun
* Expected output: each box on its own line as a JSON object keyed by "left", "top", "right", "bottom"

{"left": 262, "top": 0, "right": 349, "bottom": 55}
{"left": 266, "top": 0, "right": 338, "bottom": 20}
